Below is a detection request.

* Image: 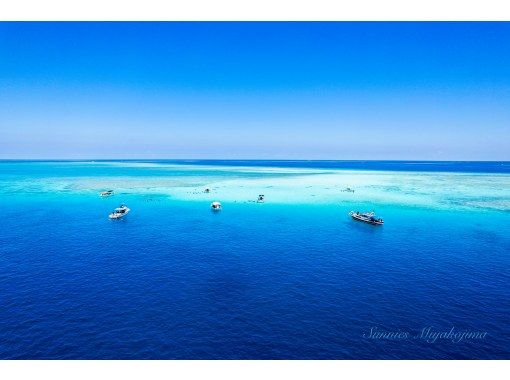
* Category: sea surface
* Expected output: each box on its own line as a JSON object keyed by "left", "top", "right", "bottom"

{"left": 0, "top": 160, "right": 509, "bottom": 359}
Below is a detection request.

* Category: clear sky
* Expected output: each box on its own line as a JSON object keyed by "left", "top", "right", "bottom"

{"left": 0, "top": 22, "right": 509, "bottom": 160}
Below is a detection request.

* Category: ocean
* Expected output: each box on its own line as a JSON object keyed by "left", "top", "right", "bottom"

{"left": 0, "top": 160, "right": 509, "bottom": 359}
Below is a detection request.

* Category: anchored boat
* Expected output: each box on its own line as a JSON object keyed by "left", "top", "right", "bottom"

{"left": 257, "top": 194, "right": 265, "bottom": 203}
{"left": 109, "top": 204, "right": 130, "bottom": 219}
{"left": 211, "top": 201, "right": 222, "bottom": 211}
{"left": 349, "top": 211, "right": 383, "bottom": 225}
{"left": 100, "top": 190, "right": 114, "bottom": 197}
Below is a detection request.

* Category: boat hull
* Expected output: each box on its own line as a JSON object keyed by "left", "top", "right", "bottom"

{"left": 349, "top": 212, "right": 383, "bottom": 225}
{"left": 211, "top": 202, "right": 222, "bottom": 211}
{"left": 109, "top": 208, "right": 130, "bottom": 219}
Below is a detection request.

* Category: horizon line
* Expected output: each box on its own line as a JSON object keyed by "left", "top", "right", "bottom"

{"left": 0, "top": 158, "right": 509, "bottom": 163}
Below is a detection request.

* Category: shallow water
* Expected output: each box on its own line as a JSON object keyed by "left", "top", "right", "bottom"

{"left": 0, "top": 161, "right": 509, "bottom": 359}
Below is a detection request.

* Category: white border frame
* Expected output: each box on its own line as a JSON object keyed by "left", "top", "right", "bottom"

{"left": 0, "top": 0, "right": 510, "bottom": 21}
{"left": 0, "top": 360, "right": 509, "bottom": 379}
{"left": 1, "top": 0, "right": 509, "bottom": 377}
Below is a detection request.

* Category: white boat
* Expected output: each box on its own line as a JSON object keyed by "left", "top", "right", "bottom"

{"left": 100, "top": 190, "right": 114, "bottom": 197}
{"left": 109, "top": 204, "right": 130, "bottom": 219}
{"left": 349, "top": 211, "right": 383, "bottom": 225}
{"left": 204, "top": 188, "right": 211, "bottom": 193}
{"left": 257, "top": 194, "right": 265, "bottom": 203}
{"left": 211, "top": 201, "right": 222, "bottom": 211}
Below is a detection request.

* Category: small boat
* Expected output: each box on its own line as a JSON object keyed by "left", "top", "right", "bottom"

{"left": 342, "top": 187, "right": 355, "bottom": 193}
{"left": 257, "top": 194, "right": 265, "bottom": 203}
{"left": 204, "top": 188, "right": 211, "bottom": 193}
{"left": 100, "top": 190, "right": 114, "bottom": 197}
{"left": 211, "top": 201, "right": 222, "bottom": 211}
{"left": 109, "top": 204, "right": 130, "bottom": 219}
{"left": 349, "top": 211, "right": 383, "bottom": 225}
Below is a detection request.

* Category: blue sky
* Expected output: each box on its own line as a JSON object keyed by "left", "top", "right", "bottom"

{"left": 0, "top": 22, "right": 509, "bottom": 160}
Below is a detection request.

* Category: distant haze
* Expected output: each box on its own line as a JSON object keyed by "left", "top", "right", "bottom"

{"left": 0, "top": 22, "right": 509, "bottom": 160}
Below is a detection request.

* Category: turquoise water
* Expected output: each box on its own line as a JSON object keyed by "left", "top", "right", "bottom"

{"left": 0, "top": 161, "right": 509, "bottom": 359}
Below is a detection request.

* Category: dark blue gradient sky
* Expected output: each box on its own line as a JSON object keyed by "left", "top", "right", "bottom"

{"left": 1, "top": 22, "right": 509, "bottom": 159}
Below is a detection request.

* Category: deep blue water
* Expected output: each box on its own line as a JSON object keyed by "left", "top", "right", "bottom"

{"left": 3, "top": 159, "right": 509, "bottom": 174}
{"left": 151, "top": 160, "right": 510, "bottom": 173}
{"left": 0, "top": 161, "right": 509, "bottom": 359}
